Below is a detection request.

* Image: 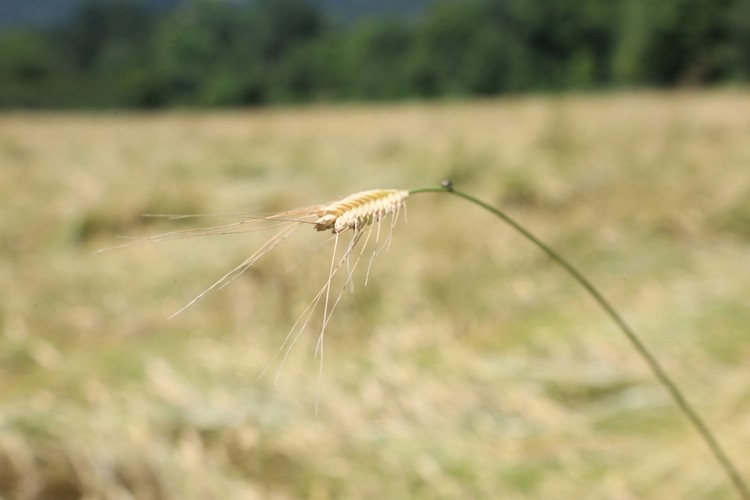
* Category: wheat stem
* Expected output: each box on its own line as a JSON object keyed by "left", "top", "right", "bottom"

{"left": 409, "top": 181, "right": 749, "bottom": 500}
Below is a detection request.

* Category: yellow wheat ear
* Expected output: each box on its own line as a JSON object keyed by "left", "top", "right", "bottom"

{"left": 314, "top": 189, "right": 409, "bottom": 233}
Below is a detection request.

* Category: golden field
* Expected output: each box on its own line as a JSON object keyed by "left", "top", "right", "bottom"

{"left": 1, "top": 90, "right": 750, "bottom": 499}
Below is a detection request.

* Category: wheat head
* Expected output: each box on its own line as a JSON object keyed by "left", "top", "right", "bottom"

{"left": 314, "top": 189, "right": 409, "bottom": 233}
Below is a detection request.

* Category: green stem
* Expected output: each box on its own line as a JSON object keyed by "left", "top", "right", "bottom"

{"left": 409, "top": 182, "right": 749, "bottom": 500}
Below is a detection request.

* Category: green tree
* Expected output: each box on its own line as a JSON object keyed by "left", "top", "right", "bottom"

{"left": 153, "top": 1, "right": 248, "bottom": 105}
{"left": 152, "top": 0, "right": 327, "bottom": 106}
{"left": 336, "top": 19, "right": 415, "bottom": 99}
{"left": 251, "top": 0, "right": 330, "bottom": 103}
{"left": 725, "top": 0, "right": 750, "bottom": 80}
{"left": 57, "top": 0, "right": 154, "bottom": 71}
{"left": 0, "top": 29, "right": 58, "bottom": 107}
{"left": 49, "top": 0, "right": 158, "bottom": 107}
{"left": 614, "top": 0, "right": 739, "bottom": 85}
{"left": 501, "top": 0, "right": 620, "bottom": 89}
{"left": 407, "top": 1, "right": 493, "bottom": 96}
{"left": 1, "top": 0, "right": 749, "bottom": 109}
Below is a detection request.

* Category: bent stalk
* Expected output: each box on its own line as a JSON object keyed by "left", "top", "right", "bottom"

{"left": 409, "top": 181, "right": 749, "bottom": 500}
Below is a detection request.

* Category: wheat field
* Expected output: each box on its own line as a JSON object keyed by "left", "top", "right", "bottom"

{"left": 1, "top": 90, "right": 750, "bottom": 499}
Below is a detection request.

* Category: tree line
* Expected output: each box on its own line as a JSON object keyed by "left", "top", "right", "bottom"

{"left": 2, "top": 0, "right": 749, "bottom": 108}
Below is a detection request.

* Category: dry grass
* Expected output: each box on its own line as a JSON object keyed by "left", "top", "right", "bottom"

{"left": 1, "top": 90, "right": 750, "bottom": 499}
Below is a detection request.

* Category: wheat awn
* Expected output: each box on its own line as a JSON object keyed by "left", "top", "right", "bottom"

{"left": 99, "top": 189, "right": 409, "bottom": 392}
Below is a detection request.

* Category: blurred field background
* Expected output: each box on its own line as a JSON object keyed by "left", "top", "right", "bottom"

{"left": 1, "top": 89, "right": 750, "bottom": 498}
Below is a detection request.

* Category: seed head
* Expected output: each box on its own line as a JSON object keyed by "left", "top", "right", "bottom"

{"left": 314, "top": 189, "right": 409, "bottom": 233}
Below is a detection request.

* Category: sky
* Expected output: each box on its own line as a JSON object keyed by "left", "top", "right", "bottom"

{"left": 0, "top": 0, "right": 433, "bottom": 29}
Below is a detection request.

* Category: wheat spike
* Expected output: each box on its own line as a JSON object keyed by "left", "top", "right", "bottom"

{"left": 314, "top": 189, "right": 409, "bottom": 233}
{"left": 99, "top": 188, "right": 409, "bottom": 319}
{"left": 99, "top": 187, "right": 410, "bottom": 407}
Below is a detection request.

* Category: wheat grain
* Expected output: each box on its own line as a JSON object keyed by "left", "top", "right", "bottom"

{"left": 314, "top": 189, "right": 409, "bottom": 233}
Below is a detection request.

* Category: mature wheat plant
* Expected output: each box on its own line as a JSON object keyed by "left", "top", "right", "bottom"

{"left": 102, "top": 180, "right": 748, "bottom": 499}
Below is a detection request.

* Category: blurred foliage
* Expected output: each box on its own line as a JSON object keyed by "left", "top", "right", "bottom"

{"left": 1, "top": 0, "right": 749, "bottom": 108}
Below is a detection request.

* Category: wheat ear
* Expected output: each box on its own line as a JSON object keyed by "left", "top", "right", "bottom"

{"left": 314, "top": 189, "right": 409, "bottom": 233}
